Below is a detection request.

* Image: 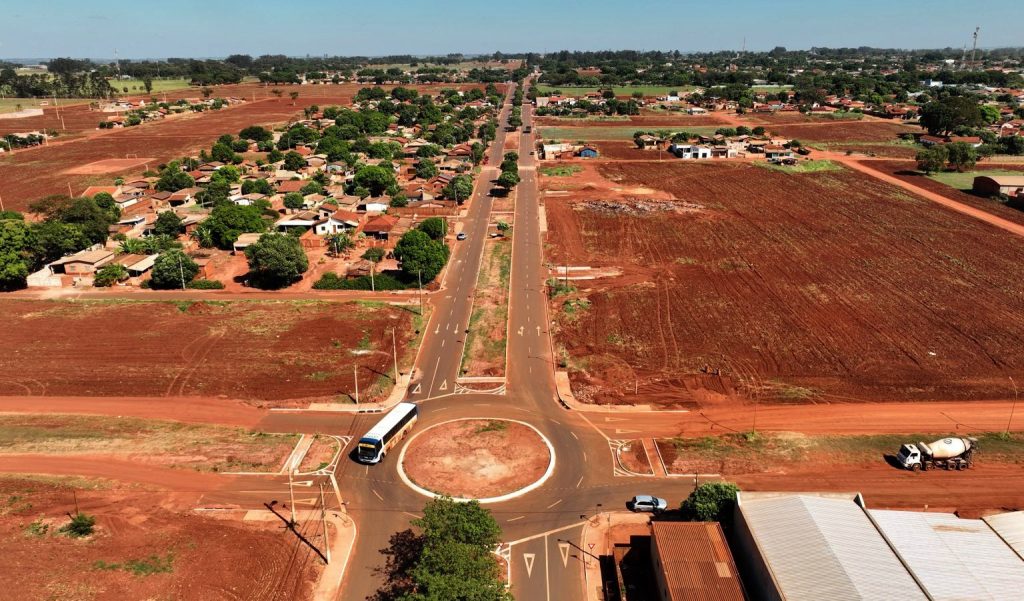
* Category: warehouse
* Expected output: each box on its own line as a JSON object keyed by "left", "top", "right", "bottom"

{"left": 972, "top": 175, "right": 1024, "bottom": 198}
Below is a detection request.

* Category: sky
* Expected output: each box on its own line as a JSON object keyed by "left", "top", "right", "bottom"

{"left": 3, "top": 0, "right": 1023, "bottom": 60}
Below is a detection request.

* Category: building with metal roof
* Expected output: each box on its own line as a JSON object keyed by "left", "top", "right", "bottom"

{"left": 871, "top": 509, "right": 1024, "bottom": 600}
{"left": 650, "top": 521, "right": 745, "bottom": 601}
{"left": 733, "top": 492, "right": 927, "bottom": 601}
{"left": 984, "top": 511, "right": 1024, "bottom": 560}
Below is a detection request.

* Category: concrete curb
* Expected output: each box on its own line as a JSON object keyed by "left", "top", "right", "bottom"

{"left": 396, "top": 417, "right": 556, "bottom": 504}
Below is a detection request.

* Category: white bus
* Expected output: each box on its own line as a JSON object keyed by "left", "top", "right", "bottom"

{"left": 356, "top": 402, "right": 419, "bottom": 464}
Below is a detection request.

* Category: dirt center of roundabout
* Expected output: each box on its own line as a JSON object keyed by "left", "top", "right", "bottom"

{"left": 400, "top": 418, "right": 553, "bottom": 501}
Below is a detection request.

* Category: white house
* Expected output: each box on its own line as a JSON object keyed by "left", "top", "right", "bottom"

{"left": 669, "top": 144, "right": 712, "bottom": 159}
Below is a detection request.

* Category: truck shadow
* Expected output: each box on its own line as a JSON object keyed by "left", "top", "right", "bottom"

{"left": 883, "top": 454, "right": 906, "bottom": 470}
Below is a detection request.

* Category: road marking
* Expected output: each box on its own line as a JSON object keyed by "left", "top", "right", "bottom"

{"left": 558, "top": 541, "right": 570, "bottom": 568}
{"left": 438, "top": 380, "right": 448, "bottom": 391}
{"left": 402, "top": 512, "right": 422, "bottom": 519}
{"left": 614, "top": 428, "right": 641, "bottom": 434}
{"left": 434, "top": 324, "right": 440, "bottom": 334}
{"left": 371, "top": 489, "right": 384, "bottom": 501}
{"left": 536, "top": 325, "right": 541, "bottom": 336}
{"left": 582, "top": 452, "right": 587, "bottom": 462}
{"left": 523, "top": 553, "right": 536, "bottom": 578}
{"left": 576, "top": 475, "right": 584, "bottom": 488}
{"left": 517, "top": 326, "right": 524, "bottom": 336}
{"left": 570, "top": 431, "right": 578, "bottom": 440}
{"left": 427, "top": 356, "right": 442, "bottom": 394}
{"left": 603, "top": 417, "right": 628, "bottom": 422}
{"left": 291, "top": 480, "right": 314, "bottom": 487}
{"left": 545, "top": 535, "right": 551, "bottom": 600}
{"left": 546, "top": 499, "right": 563, "bottom": 509}
{"left": 441, "top": 339, "right": 446, "bottom": 348}
{"left": 549, "top": 419, "right": 561, "bottom": 426}
{"left": 508, "top": 515, "right": 525, "bottom": 522}
{"left": 411, "top": 383, "right": 422, "bottom": 394}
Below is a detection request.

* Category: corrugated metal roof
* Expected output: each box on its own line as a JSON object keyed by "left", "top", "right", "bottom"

{"left": 871, "top": 510, "right": 1024, "bottom": 601}
{"left": 984, "top": 511, "right": 1024, "bottom": 559}
{"left": 740, "top": 494, "right": 927, "bottom": 601}
{"left": 650, "top": 522, "right": 745, "bottom": 601}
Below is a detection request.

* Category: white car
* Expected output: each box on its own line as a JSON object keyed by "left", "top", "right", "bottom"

{"left": 627, "top": 495, "right": 668, "bottom": 514}
{"left": 456, "top": 232, "right": 467, "bottom": 241}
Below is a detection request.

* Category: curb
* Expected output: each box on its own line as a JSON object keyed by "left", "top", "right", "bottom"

{"left": 396, "top": 417, "right": 556, "bottom": 504}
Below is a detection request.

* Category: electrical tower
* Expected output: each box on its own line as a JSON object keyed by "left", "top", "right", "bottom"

{"left": 969, "top": 27, "right": 980, "bottom": 69}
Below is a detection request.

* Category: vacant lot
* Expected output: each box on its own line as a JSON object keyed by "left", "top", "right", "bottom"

{"left": 545, "top": 161, "right": 1024, "bottom": 406}
{"left": 0, "top": 477, "right": 320, "bottom": 601}
{"left": 0, "top": 414, "right": 296, "bottom": 473}
{"left": 765, "top": 120, "right": 914, "bottom": 143}
{"left": 535, "top": 112, "right": 727, "bottom": 128}
{"left": 535, "top": 85, "right": 696, "bottom": 96}
{"left": 538, "top": 125, "right": 719, "bottom": 142}
{"left": 110, "top": 78, "right": 192, "bottom": 94}
{"left": 0, "top": 299, "right": 414, "bottom": 404}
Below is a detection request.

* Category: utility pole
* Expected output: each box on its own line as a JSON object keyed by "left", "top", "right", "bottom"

{"left": 391, "top": 327, "right": 399, "bottom": 384}
{"left": 418, "top": 270, "right": 424, "bottom": 316}
{"left": 287, "top": 470, "right": 296, "bottom": 526}
{"left": 319, "top": 482, "right": 331, "bottom": 564}
{"left": 1008, "top": 376, "right": 1018, "bottom": 436}
{"left": 178, "top": 254, "right": 186, "bottom": 290}
{"left": 353, "top": 364, "right": 359, "bottom": 404}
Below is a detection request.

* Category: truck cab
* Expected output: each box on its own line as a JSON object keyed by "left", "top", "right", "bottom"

{"left": 897, "top": 443, "right": 921, "bottom": 469}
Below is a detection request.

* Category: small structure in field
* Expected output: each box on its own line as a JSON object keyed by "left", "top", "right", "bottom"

{"left": 973, "top": 175, "right": 1024, "bottom": 198}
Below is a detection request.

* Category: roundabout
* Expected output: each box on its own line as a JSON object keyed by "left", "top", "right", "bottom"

{"left": 397, "top": 417, "right": 556, "bottom": 503}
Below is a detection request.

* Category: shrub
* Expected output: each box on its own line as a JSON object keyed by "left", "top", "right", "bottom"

{"left": 60, "top": 512, "right": 96, "bottom": 538}
{"left": 187, "top": 279, "right": 224, "bottom": 290}
{"left": 93, "top": 263, "right": 128, "bottom": 287}
{"left": 680, "top": 482, "right": 740, "bottom": 523}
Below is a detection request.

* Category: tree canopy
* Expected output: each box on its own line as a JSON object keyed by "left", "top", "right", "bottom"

{"left": 394, "top": 229, "right": 450, "bottom": 283}
{"left": 680, "top": 481, "right": 740, "bottom": 523}
{"left": 354, "top": 165, "right": 398, "bottom": 197}
{"left": 417, "top": 217, "right": 448, "bottom": 241}
{"left": 244, "top": 233, "right": 309, "bottom": 289}
{"left": 919, "top": 96, "right": 983, "bottom": 136}
{"left": 149, "top": 250, "right": 199, "bottom": 289}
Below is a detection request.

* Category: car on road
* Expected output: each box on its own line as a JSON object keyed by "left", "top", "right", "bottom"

{"left": 456, "top": 232, "right": 467, "bottom": 240}
{"left": 626, "top": 495, "right": 668, "bottom": 513}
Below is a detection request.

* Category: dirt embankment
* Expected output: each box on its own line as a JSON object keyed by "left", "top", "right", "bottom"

{"left": 0, "top": 477, "right": 320, "bottom": 601}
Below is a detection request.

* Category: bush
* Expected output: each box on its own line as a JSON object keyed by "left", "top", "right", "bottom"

{"left": 680, "top": 482, "right": 740, "bottom": 523}
{"left": 60, "top": 512, "right": 96, "bottom": 538}
{"left": 313, "top": 271, "right": 413, "bottom": 290}
{"left": 93, "top": 263, "right": 128, "bottom": 287}
{"left": 187, "top": 279, "right": 224, "bottom": 290}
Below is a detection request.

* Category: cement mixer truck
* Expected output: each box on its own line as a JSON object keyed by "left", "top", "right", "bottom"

{"left": 896, "top": 437, "right": 977, "bottom": 471}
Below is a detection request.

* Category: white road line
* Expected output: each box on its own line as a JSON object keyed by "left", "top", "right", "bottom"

{"left": 427, "top": 356, "right": 442, "bottom": 395}
{"left": 508, "top": 515, "right": 525, "bottom": 522}
{"left": 582, "top": 452, "right": 587, "bottom": 462}
{"left": 576, "top": 475, "right": 584, "bottom": 488}
{"left": 546, "top": 499, "right": 563, "bottom": 509}
{"left": 371, "top": 489, "right": 384, "bottom": 501}
{"left": 545, "top": 534, "right": 551, "bottom": 601}
{"left": 570, "top": 432, "right": 578, "bottom": 441}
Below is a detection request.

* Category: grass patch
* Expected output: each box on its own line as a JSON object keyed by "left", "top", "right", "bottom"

{"left": 94, "top": 552, "right": 175, "bottom": 576}
{"left": 0, "top": 98, "right": 95, "bottom": 114}
{"left": 561, "top": 298, "right": 590, "bottom": 320}
{"left": 538, "top": 126, "right": 718, "bottom": 141}
{"left": 928, "top": 169, "right": 1024, "bottom": 192}
{"left": 547, "top": 277, "right": 576, "bottom": 298}
{"left": 460, "top": 241, "right": 512, "bottom": 376}
{"left": 110, "top": 78, "right": 192, "bottom": 94}
{"left": 540, "top": 165, "right": 584, "bottom": 177}
{"left": 305, "top": 370, "right": 332, "bottom": 382}
{"left": 474, "top": 420, "right": 508, "bottom": 434}
{"left": 759, "top": 160, "right": 843, "bottom": 174}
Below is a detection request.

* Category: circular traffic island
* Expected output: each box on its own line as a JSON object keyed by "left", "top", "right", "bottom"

{"left": 400, "top": 418, "right": 554, "bottom": 502}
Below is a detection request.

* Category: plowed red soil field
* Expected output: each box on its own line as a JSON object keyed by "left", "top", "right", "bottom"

{"left": 545, "top": 161, "right": 1024, "bottom": 407}
{"left": 534, "top": 113, "right": 727, "bottom": 127}
{"left": 863, "top": 160, "right": 1024, "bottom": 227}
{"left": 0, "top": 477, "right": 319, "bottom": 601}
{"left": 0, "top": 299, "right": 413, "bottom": 404}
{"left": 0, "top": 83, "right": 493, "bottom": 212}
{"left": 765, "top": 120, "right": 916, "bottom": 142}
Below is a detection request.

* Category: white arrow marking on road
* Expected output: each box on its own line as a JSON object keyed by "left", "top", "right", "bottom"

{"left": 438, "top": 380, "right": 448, "bottom": 391}
{"left": 558, "top": 542, "right": 570, "bottom": 568}
{"left": 614, "top": 429, "right": 641, "bottom": 435}
{"left": 517, "top": 326, "right": 524, "bottom": 336}
{"left": 523, "top": 553, "right": 536, "bottom": 578}
{"left": 536, "top": 326, "right": 541, "bottom": 336}
{"left": 603, "top": 417, "right": 628, "bottom": 423}
{"left": 412, "top": 383, "right": 422, "bottom": 394}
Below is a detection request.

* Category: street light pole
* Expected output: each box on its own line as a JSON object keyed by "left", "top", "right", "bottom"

{"left": 353, "top": 364, "right": 359, "bottom": 405}
{"left": 1008, "top": 376, "right": 1018, "bottom": 436}
{"left": 391, "top": 327, "right": 399, "bottom": 383}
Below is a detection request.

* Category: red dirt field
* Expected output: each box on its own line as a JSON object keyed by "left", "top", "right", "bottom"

{"left": 0, "top": 476, "right": 320, "bottom": 601}
{"left": 544, "top": 160, "right": 1024, "bottom": 407}
{"left": 863, "top": 160, "right": 1024, "bottom": 227}
{"left": 64, "top": 157, "right": 155, "bottom": 174}
{"left": 765, "top": 120, "right": 917, "bottom": 143}
{"left": 0, "top": 83, "right": 495, "bottom": 212}
{"left": 591, "top": 141, "right": 668, "bottom": 160}
{"left": 0, "top": 103, "right": 108, "bottom": 137}
{"left": 0, "top": 299, "right": 413, "bottom": 404}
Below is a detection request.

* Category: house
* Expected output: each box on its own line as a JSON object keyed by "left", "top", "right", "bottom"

{"left": 232, "top": 232, "right": 263, "bottom": 254}
{"left": 81, "top": 185, "right": 120, "bottom": 198}
{"left": 360, "top": 200, "right": 390, "bottom": 213}
{"left": 973, "top": 175, "right": 1024, "bottom": 198}
{"left": 113, "top": 253, "right": 158, "bottom": 278}
{"left": 168, "top": 187, "right": 201, "bottom": 206}
{"left": 668, "top": 144, "right": 711, "bottom": 159}
{"left": 578, "top": 146, "right": 599, "bottom": 158}
{"left": 764, "top": 145, "right": 792, "bottom": 161}
{"left": 650, "top": 522, "right": 745, "bottom": 601}
{"left": 274, "top": 210, "right": 319, "bottom": 232}
{"left": 362, "top": 214, "right": 400, "bottom": 241}
{"left": 685, "top": 106, "right": 708, "bottom": 115}
{"left": 541, "top": 143, "right": 574, "bottom": 159}
{"left": 636, "top": 134, "right": 659, "bottom": 149}
{"left": 277, "top": 180, "right": 306, "bottom": 194}
{"left": 313, "top": 210, "right": 361, "bottom": 236}
{"left": 47, "top": 248, "right": 115, "bottom": 276}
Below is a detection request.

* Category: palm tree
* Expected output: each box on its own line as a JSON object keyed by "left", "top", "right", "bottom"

{"left": 119, "top": 238, "right": 147, "bottom": 254}
{"left": 190, "top": 225, "right": 214, "bottom": 248}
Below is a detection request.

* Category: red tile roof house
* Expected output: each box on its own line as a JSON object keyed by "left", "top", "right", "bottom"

{"left": 362, "top": 214, "right": 400, "bottom": 244}
{"left": 277, "top": 180, "right": 306, "bottom": 194}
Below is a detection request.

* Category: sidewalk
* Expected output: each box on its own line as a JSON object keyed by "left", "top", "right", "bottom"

{"left": 297, "top": 371, "right": 413, "bottom": 413}
{"left": 555, "top": 371, "right": 659, "bottom": 412}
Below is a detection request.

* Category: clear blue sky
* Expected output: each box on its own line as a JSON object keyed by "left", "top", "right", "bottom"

{"left": 3, "top": 0, "right": 1022, "bottom": 59}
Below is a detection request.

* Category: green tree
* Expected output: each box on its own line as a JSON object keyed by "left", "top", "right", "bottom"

{"left": 417, "top": 217, "right": 448, "bottom": 240}
{"left": 203, "top": 203, "right": 266, "bottom": 249}
{"left": 415, "top": 158, "right": 438, "bottom": 180}
{"left": 60, "top": 513, "right": 96, "bottom": 538}
{"left": 0, "top": 219, "right": 36, "bottom": 290}
{"left": 354, "top": 165, "right": 398, "bottom": 197}
{"left": 155, "top": 161, "right": 195, "bottom": 192}
{"left": 239, "top": 125, "right": 273, "bottom": 142}
{"left": 442, "top": 174, "right": 473, "bottom": 203}
{"left": 362, "top": 247, "right": 385, "bottom": 262}
{"left": 919, "top": 96, "right": 983, "bottom": 136}
{"left": 241, "top": 178, "right": 273, "bottom": 195}
{"left": 980, "top": 104, "right": 1001, "bottom": 125}
{"left": 946, "top": 141, "right": 979, "bottom": 172}
{"left": 30, "top": 220, "right": 89, "bottom": 263}
{"left": 680, "top": 482, "right": 740, "bottom": 523}
{"left": 244, "top": 233, "right": 309, "bottom": 289}
{"left": 916, "top": 145, "right": 949, "bottom": 174}
{"left": 394, "top": 229, "right": 449, "bottom": 282}
{"left": 283, "top": 192, "right": 305, "bottom": 210}
{"left": 153, "top": 211, "right": 184, "bottom": 237}
{"left": 283, "top": 151, "right": 306, "bottom": 172}
{"left": 496, "top": 170, "right": 521, "bottom": 192}
{"left": 93, "top": 263, "right": 128, "bottom": 287}
{"left": 150, "top": 250, "right": 199, "bottom": 289}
